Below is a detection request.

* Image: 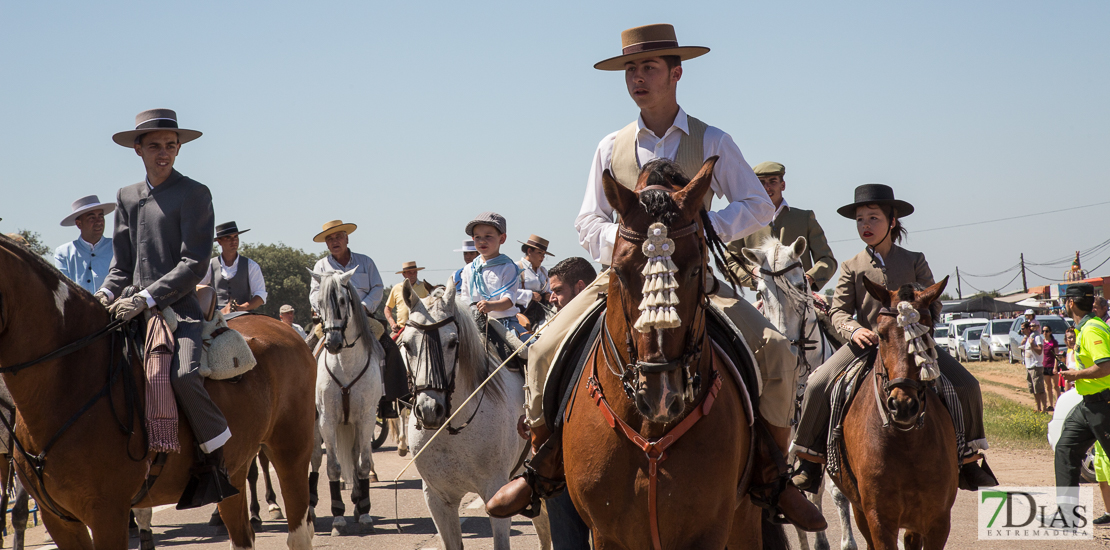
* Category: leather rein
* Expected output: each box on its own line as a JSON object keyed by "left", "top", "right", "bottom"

{"left": 406, "top": 315, "right": 484, "bottom": 435}
{"left": 871, "top": 307, "right": 930, "bottom": 431}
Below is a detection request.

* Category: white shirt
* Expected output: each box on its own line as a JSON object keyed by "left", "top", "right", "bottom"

{"left": 518, "top": 259, "right": 550, "bottom": 294}
{"left": 1024, "top": 334, "right": 1044, "bottom": 368}
{"left": 310, "top": 252, "right": 384, "bottom": 314}
{"left": 460, "top": 259, "right": 532, "bottom": 320}
{"left": 199, "top": 254, "right": 268, "bottom": 303}
{"left": 290, "top": 322, "right": 307, "bottom": 341}
{"left": 574, "top": 107, "right": 775, "bottom": 264}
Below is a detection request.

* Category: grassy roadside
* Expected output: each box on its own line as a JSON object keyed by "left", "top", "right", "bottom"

{"left": 983, "top": 392, "right": 1050, "bottom": 450}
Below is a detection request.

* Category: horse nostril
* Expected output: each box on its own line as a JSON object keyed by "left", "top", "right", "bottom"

{"left": 887, "top": 397, "right": 899, "bottom": 413}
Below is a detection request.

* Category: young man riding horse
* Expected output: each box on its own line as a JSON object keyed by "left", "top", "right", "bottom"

{"left": 199, "top": 221, "right": 267, "bottom": 314}
{"left": 488, "top": 23, "right": 826, "bottom": 531}
{"left": 95, "top": 109, "right": 237, "bottom": 508}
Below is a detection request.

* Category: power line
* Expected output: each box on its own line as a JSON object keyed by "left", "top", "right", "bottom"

{"left": 961, "top": 263, "right": 1021, "bottom": 278}
{"left": 829, "top": 200, "right": 1110, "bottom": 243}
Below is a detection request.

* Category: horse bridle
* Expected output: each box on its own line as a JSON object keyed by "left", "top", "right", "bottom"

{"left": 322, "top": 285, "right": 363, "bottom": 350}
{"left": 605, "top": 218, "right": 709, "bottom": 402}
{"left": 752, "top": 255, "right": 821, "bottom": 375}
{"left": 405, "top": 315, "right": 482, "bottom": 435}
{"left": 873, "top": 307, "right": 930, "bottom": 431}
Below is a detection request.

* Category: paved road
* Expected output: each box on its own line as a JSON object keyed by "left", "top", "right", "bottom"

{"left": 17, "top": 439, "right": 544, "bottom": 550}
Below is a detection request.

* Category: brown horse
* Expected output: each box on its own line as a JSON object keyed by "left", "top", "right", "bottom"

{"left": 563, "top": 158, "right": 771, "bottom": 549}
{"left": 830, "top": 277, "right": 958, "bottom": 550}
{"left": 0, "top": 236, "right": 315, "bottom": 550}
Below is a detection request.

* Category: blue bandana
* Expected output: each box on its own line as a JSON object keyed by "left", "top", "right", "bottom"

{"left": 469, "top": 254, "right": 522, "bottom": 301}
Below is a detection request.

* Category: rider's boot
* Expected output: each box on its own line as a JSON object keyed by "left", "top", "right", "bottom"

{"left": 177, "top": 447, "right": 240, "bottom": 510}
{"left": 792, "top": 457, "right": 824, "bottom": 494}
{"left": 486, "top": 423, "right": 559, "bottom": 518}
{"left": 329, "top": 480, "right": 345, "bottom": 518}
{"left": 751, "top": 421, "right": 827, "bottom": 532}
{"left": 959, "top": 455, "right": 999, "bottom": 490}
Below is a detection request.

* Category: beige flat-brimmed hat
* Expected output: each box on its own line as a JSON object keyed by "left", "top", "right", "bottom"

{"left": 314, "top": 219, "right": 357, "bottom": 243}
{"left": 594, "top": 24, "right": 709, "bottom": 71}
{"left": 395, "top": 261, "right": 426, "bottom": 274}
{"left": 61, "top": 195, "right": 116, "bottom": 227}
{"left": 112, "top": 109, "right": 202, "bottom": 147}
{"left": 517, "top": 234, "right": 554, "bottom": 256}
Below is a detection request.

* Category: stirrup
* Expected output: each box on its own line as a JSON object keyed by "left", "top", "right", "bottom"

{"left": 749, "top": 473, "right": 788, "bottom": 511}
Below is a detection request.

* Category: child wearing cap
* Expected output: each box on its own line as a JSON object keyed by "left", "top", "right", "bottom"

{"left": 460, "top": 212, "right": 533, "bottom": 341}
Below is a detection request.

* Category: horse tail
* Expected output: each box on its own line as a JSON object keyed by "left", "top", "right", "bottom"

{"left": 761, "top": 509, "right": 788, "bottom": 550}
{"left": 335, "top": 422, "right": 358, "bottom": 484}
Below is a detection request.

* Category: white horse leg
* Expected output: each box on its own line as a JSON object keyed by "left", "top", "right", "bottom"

{"left": 829, "top": 481, "right": 857, "bottom": 550}
{"left": 396, "top": 407, "right": 410, "bottom": 456}
{"left": 423, "top": 485, "right": 463, "bottom": 550}
{"left": 811, "top": 484, "right": 829, "bottom": 550}
{"left": 133, "top": 508, "right": 154, "bottom": 550}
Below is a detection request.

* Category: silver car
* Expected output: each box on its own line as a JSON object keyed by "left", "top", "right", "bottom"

{"left": 934, "top": 325, "right": 951, "bottom": 353}
{"left": 958, "top": 327, "right": 984, "bottom": 361}
{"left": 1007, "top": 315, "right": 1073, "bottom": 363}
{"left": 979, "top": 319, "right": 1014, "bottom": 362}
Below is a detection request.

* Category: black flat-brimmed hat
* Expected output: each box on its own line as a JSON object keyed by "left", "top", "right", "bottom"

{"left": 112, "top": 109, "right": 202, "bottom": 147}
{"left": 837, "top": 184, "right": 915, "bottom": 219}
{"left": 214, "top": 221, "right": 249, "bottom": 241}
{"left": 594, "top": 24, "right": 710, "bottom": 71}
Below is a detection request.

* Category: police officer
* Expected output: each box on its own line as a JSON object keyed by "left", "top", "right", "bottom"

{"left": 1056, "top": 283, "right": 1110, "bottom": 505}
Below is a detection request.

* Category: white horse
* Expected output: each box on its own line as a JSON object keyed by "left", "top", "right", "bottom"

{"left": 397, "top": 281, "right": 549, "bottom": 550}
{"left": 742, "top": 236, "right": 856, "bottom": 550}
{"left": 310, "top": 269, "right": 384, "bottom": 534}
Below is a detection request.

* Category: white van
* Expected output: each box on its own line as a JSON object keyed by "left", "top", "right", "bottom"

{"left": 948, "top": 318, "right": 988, "bottom": 360}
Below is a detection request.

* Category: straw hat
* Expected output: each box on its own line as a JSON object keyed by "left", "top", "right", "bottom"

{"left": 518, "top": 234, "right": 554, "bottom": 256}
{"left": 314, "top": 219, "right": 357, "bottom": 243}
{"left": 61, "top": 195, "right": 116, "bottom": 227}
{"left": 594, "top": 24, "right": 709, "bottom": 71}
{"left": 395, "top": 261, "right": 426, "bottom": 274}
{"left": 112, "top": 109, "right": 202, "bottom": 147}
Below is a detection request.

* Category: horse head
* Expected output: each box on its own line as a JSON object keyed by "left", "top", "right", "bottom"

{"left": 399, "top": 280, "right": 462, "bottom": 430}
{"left": 741, "top": 236, "right": 810, "bottom": 339}
{"left": 863, "top": 275, "right": 949, "bottom": 428}
{"left": 602, "top": 156, "right": 717, "bottom": 424}
{"left": 309, "top": 268, "right": 364, "bottom": 355}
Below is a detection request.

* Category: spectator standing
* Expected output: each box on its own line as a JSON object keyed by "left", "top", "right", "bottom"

{"left": 1063, "top": 327, "right": 1078, "bottom": 392}
{"left": 1021, "top": 322, "right": 1047, "bottom": 412}
{"left": 54, "top": 195, "right": 115, "bottom": 293}
{"left": 1042, "top": 325, "right": 1059, "bottom": 410}
{"left": 1096, "top": 296, "right": 1109, "bottom": 322}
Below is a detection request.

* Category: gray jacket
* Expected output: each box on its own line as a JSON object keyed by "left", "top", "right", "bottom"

{"left": 103, "top": 170, "right": 214, "bottom": 319}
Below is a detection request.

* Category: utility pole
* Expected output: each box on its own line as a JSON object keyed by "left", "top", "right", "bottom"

{"left": 956, "top": 266, "right": 963, "bottom": 299}
{"left": 1020, "top": 253, "right": 1028, "bottom": 293}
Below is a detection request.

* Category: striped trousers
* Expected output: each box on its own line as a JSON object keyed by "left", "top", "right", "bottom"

{"left": 791, "top": 342, "right": 986, "bottom": 457}
{"left": 170, "top": 297, "right": 229, "bottom": 448}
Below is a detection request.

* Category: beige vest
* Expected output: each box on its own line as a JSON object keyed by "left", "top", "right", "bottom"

{"left": 610, "top": 115, "right": 713, "bottom": 210}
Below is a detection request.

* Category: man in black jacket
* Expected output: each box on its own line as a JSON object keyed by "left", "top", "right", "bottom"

{"left": 96, "top": 109, "right": 236, "bottom": 509}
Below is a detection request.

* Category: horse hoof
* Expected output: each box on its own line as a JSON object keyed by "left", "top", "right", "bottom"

{"left": 358, "top": 513, "right": 373, "bottom": 526}
{"left": 398, "top": 447, "right": 408, "bottom": 457}
{"left": 250, "top": 514, "right": 263, "bottom": 529}
{"left": 308, "top": 509, "right": 316, "bottom": 523}
{"left": 368, "top": 473, "right": 379, "bottom": 483}
{"left": 270, "top": 506, "right": 285, "bottom": 520}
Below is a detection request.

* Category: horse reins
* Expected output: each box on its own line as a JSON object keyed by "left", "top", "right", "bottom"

{"left": 406, "top": 315, "right": 484, "bottom": 435}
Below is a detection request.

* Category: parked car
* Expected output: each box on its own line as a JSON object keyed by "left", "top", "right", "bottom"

{"left": 979, "top": 319, "right": 1014, "bottom": 362}
{"left": 948, "top": 318, "right": 988, "bottom": 362}
{"left": 958, "top": 327, "right": 984, "bottom": 361}
{"left": 1007, "top": 315, "right": 1074, "bottom": 364}
{"left": 934, "top": 325, "right": 951, "bottom": 353}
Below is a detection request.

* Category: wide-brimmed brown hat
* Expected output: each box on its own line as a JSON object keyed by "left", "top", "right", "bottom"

{"left": 112, "top": 109, "right": 202, "bottom": 147}
{"left": 518, "top": 234, "right": 554, "bottom": 256}
{"left": 314, "top": 219, "right": 357, "bottom": 243}
{"left": 395, "top": 261, "right": 426, "bottom": 274}
{"left": 594, "top": 24, "right": 710, "bottom": 71}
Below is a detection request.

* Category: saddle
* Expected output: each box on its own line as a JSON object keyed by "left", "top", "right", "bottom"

{"left": 826, "top": 350, "right": 876, "bottom": 476}
{"left": 473, "top": 311, "right": 527, "bottom": 373}
{"left": 160, "top": 306, "right": 257, "bottom": 380}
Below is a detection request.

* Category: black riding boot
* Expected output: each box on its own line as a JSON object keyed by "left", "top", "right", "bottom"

{"left": 329, "top": 480, "right": 345, "bottom": 518}
{"left": 177, "top": 447, "right": 240, "bottom": 510}
{"left": 353, "top": 478, "right": 371, "bottom": 516}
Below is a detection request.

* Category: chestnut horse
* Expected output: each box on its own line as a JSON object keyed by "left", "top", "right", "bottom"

{"left": 563, "top": 158, "right": 772, "bottom": 549}
{"left": 0, "top": 236, "right": 315, "bottom": 550}
{"left": 829, "top": 277, "right": 957, "bottom": 550}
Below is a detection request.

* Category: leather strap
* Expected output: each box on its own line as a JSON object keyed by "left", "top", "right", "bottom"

{"left": 325, "top": 355, "right": 373, "bottom": 425}
{"left": 587, "top": 347, "right": 722, "bottom": 550}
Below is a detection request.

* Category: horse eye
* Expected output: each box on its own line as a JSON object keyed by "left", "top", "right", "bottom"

{"left": 447, "top": 335, "right": 458, "bottom": 349}
{"left": 689, "top": 266, "right": 701, "bottom": 280}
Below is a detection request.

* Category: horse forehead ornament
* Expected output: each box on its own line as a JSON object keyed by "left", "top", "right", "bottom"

{"left": 634, "top": 222, "right": 681, "bottom": 333}
{"left": 894, "top": 301, "right": 940, "bottom": 381}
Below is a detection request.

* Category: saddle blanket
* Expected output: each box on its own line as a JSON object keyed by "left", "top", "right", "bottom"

{"left": 162, "top": 307, "right": 257, "bottom": 380}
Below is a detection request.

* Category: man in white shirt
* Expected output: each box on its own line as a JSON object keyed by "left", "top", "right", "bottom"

{"left": 489, "top": 24, "right": 823, "bottom": 531}
{"left": 54, "top": 195, "right": 115, "bottom": 293}
{"left": 199, "top": 222, "right": 267, "bottom": 314}
{"left": 1022, "top": 322, "right": 1048, "bottom": 411}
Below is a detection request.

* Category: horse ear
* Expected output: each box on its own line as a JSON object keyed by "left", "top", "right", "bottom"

{"left": 402, "top": 280, "right": 421, "bottom": 310}
{"left": 444, "top": 277, "right": 457, "bottom": 309}
{"left": 790, "top": 236, "right": 808, "bottom": 258}
{"left": 672, "top": 156, "right": 719, "bottom": 220}
{"left": 741, "top": 246, "right": 764, "bottom": 270}
{"left": 918, "top": 276, "right": 949, "bottom": 305}
{"left": 861, "top": 275, "right": 892, "bottom": 308}
{"left": 339, "top": 269, "right": 356, "bottom": 286}
{"left": 602, "top": 168, "right": 638, "bottom": 219}
{"left": 307, "top": 268, "right": 322, "bottom": 283}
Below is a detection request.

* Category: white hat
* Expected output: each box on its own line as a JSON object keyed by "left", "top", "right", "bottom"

{"left": 61, "top": 195, "right": 115, "bottom": 227}
{"left": 1024, "top": 309, "right": 1035, "bottom": 315}
{"left": 454, "top": 240, "right": 477, "bottom": 253}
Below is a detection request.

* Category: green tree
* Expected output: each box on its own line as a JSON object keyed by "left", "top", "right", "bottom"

{"left": 239, "top": 242, "right": 326, "bottom": 326}
{"left": 13, "top": 229, "right": 51, "bottom": 257}
{"left": 939, "top": 293, "right": 953, "bottom": 301}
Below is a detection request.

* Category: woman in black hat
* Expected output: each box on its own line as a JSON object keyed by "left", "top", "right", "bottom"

{"left": 790, "top": 184, "right": 996, "bottom": 491}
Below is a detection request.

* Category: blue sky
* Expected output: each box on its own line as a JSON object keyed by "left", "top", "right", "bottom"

{"left": 2, "top": 1, "right": 1106, "bottom": 298}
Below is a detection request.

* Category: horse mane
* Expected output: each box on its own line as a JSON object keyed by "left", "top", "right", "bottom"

{"left": 422, "top": 288, "right": 506, "bottom": 404}
{"left": 319, "top": 271, "right": 379, "bottom": 354}
{"left": 0, "top": 234, "right": 95, "bottom": 303}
